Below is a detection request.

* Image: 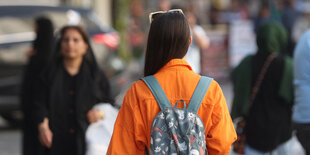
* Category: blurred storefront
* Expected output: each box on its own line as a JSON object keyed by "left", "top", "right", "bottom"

{"left": 0, "top": 0, "right": 113, "bottom": 27}
{"left": 201, "top": 25, "right": 230, "bottom": 82}
{"left": 3, "top": 0, "right": 301, "bottom": 82}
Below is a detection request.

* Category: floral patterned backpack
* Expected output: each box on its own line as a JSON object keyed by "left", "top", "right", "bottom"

{"left": 142, "top": 76, "right": 212, "bottom": 155}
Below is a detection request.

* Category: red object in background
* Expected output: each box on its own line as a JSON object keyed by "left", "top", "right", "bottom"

{"left": 93, "top": 32, "right": 119, "bottom": 51}
{"left": 201, "top": 28, "right": 229, "bottom": 82}
{"left": 129, "top": 31, "right": 145, "bottom": 47}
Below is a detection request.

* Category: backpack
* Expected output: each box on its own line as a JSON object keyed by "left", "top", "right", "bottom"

{"left": 142, "top": 75, "right": 213, "bottom": 155}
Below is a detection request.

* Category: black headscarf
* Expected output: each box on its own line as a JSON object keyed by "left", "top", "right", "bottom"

{"left": 31, "top": 16, "right": 55, "bottom": 68}
{"left": 20, "top": 16, "right": 54, "bottom": 155}
{"left": 21, "top": 16, "right": 55, "bottom": 112}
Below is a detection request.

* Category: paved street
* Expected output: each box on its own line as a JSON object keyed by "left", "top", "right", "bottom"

{"left": 0, "top": 117, "right": 21, "bottom": 155}
{"left": 0, "top": 81, "right": 305, "bottom": 155}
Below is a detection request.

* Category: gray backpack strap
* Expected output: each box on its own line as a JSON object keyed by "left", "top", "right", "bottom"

{"left": 187, "top": 76, "right": 213, "bottom": 113}
{"left": 142, "top": 75, "right": 172, "bottom": 110}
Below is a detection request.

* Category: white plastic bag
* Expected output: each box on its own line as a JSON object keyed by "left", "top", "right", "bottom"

{"left": 86, "top": 103, "right": 119, "bottom": 155}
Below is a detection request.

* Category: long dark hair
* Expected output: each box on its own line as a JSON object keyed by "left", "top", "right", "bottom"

{"left": 144, "top": 11, "right": 191, "bottom": 76}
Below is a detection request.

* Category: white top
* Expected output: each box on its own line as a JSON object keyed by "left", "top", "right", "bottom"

{"left": 185, "top": 25, "right": 208, "bottom": 74}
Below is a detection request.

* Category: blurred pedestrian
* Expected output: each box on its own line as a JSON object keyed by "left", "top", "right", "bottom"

{"left": 254, "top": 3, "right": 274, "bottom": 33}
{"left": 157, "top": 0, "right": 171, "bottom": 11}
{"left": 220, "top": 0, "right": 249, "bottom": 24}
{"left": 231, "top": 22, "right": 294, "bottom": 154}
{"left": 20, "top": 16, "right": 54, "bottom": 155}
{"left": 184, "top": 8, "right": 210, "bottom": 74}
{"left": 292, "top": 30, "right": 310, "bottom": 155}
{"left": 292, "top": 2, "right": 310, "bottom": 43}
{"left": 281, "top": 0, "right": 300, "bottom": 57}
{"left": 107, "top": 9, "right": 236, "bottom": 154}
{"left": 33, "top": 25, "right": 113, "bottom": 155}
{"left": 129, "top": 0, "right": 147, "bottom": 60}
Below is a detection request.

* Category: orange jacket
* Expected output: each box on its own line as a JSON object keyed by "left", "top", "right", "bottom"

{"left": 107, "top": 59, "right": 236, "bottom": 155}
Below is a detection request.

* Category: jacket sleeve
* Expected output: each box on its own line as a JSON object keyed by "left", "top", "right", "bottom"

{"left": 206, "top": 82, "right": 237, "bottom": 155}
{"left": 107, "top": 85, "right": 147, "bottom": 155}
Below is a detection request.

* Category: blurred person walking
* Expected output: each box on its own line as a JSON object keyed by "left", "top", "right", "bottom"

{"left": 33, "top": 25, "right": 113, "bottom": 155}
{"left": 157, "top": 0, "right": 171, "bottom": 11}
{"left": 254, "top": 3, "right": 274, "bottom": 33}
{"left": 281, "top": 0, "right": 300, "bottom": 57}
{"left": 292, "top": 30, "right": 310, "bottom": 155}
{"left": 231, "top": 22, "right": 294, "bottom": 155}
{"left": 292, "top": 2, "right": 310, "bottom": 44}
{"left": 107, "top": 9, "right": 236, "bottom": 154}
{"left": 184, "top": 8, "right": 210, "bottom": 74}
{"left": 20, "top": 16, "right": 54, "bottom": 155}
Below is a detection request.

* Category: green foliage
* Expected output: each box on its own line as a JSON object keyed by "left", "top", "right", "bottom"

{"left": 115, "top": 0, "right": 132, "bottom": 61}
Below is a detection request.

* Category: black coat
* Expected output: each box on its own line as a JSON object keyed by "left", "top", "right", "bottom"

{"left": 245, "top": 52, "right": 293, "bottom": 152}
{"left": 33, "top": 60, "right": 112, "bottom": 155}
{"left": 20, "top": 17, "right": 54, "bottom": 155}
{"left": 21, "top": 55, "right": 47, "bottom": 155}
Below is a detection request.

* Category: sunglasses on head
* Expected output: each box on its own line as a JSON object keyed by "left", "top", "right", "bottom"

{"left": 149, "top": 9, "right": 184, "bottom": 23}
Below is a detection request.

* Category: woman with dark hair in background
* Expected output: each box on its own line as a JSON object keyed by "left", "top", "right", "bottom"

{"left": 33, "top": 25, "right": 113, "bottom": 155}
{"left": 108, "top": 9, "right": 236, "bottom": 154}
{"left": 21, "top": 16, "right": 54, "bottom": 155}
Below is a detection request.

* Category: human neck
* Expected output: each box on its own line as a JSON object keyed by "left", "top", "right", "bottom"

{"left": 63, "top": 57, "right": 83, "bottom": 76}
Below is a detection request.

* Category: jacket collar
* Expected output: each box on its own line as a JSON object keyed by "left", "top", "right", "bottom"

{"left": 158, "top": 59, "right": 192, "bottom": 72}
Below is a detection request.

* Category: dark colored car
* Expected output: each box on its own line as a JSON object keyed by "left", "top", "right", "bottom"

{"left": 0, "top": 5, "right": 126, "bottom": 125}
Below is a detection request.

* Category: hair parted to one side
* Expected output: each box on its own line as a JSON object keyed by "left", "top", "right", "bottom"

{"left": 144, "top": 11, "right": 191, "bottom": 76}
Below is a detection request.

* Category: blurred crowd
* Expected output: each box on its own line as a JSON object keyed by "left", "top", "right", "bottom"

{"left": 14, "top": 0, "right": 310, "bottom": 155}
